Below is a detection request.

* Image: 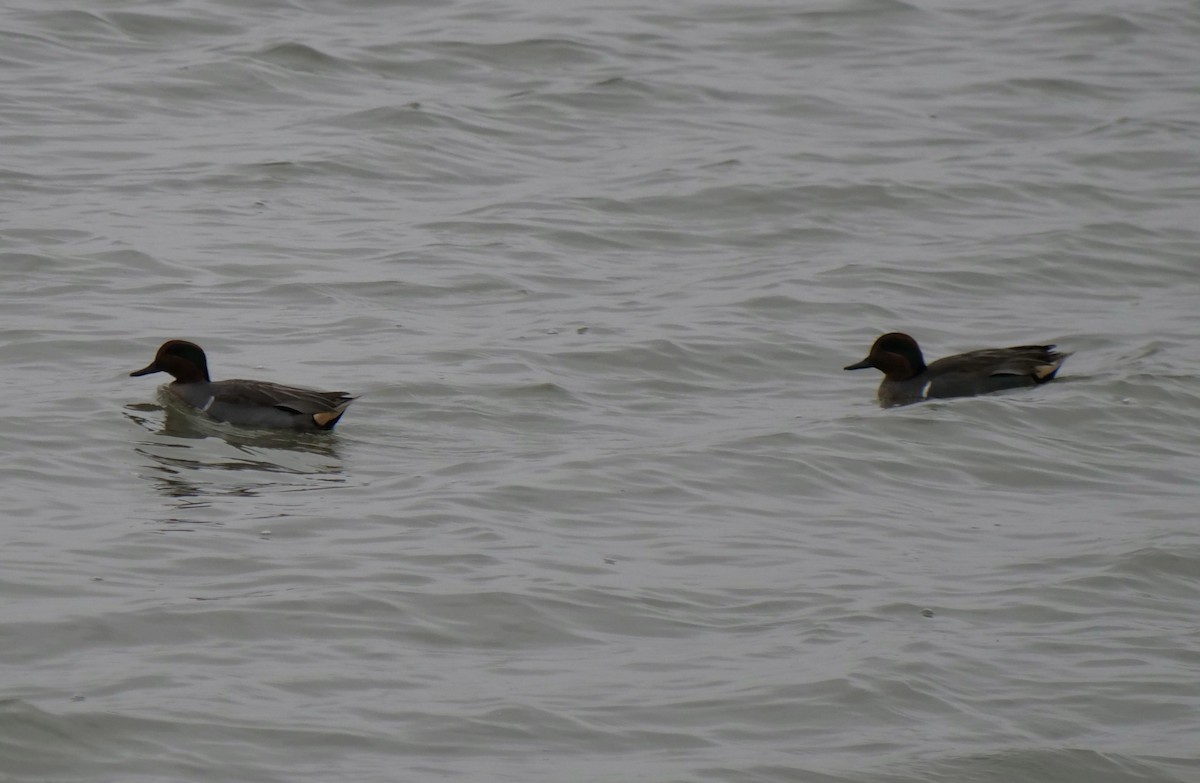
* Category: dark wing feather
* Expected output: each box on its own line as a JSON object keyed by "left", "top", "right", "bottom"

{"left": 924, "top": 345, "right": 1069, "bottom": 398}
{"left": 211, "top": 379, "right": 355, "bottom": 414}
{"left": 927, "top": 346, "right": 1066, "bottom": 377}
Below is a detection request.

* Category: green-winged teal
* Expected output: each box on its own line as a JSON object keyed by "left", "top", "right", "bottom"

{"left": 130, "top": 340, "right": 355, "bottom": 431}
{"left": 845, "top": 332, "right": 1069, "bottom": 407}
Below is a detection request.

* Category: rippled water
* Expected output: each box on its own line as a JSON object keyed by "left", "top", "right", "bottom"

{"left": 3, "top": 0, "right": 1200, "bottom": 781}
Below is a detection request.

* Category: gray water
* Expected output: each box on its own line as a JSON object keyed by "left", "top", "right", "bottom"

{"left": 3, "top": 0, "right": 1200, "bottom": 780}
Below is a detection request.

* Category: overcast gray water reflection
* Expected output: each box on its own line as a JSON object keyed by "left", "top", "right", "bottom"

{"left": 2, "top": 1, "right": 1200, "bottom": 781}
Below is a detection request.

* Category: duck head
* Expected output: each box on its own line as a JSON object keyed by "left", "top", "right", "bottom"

{"left": 844, "top": 332, "right": 927, "bottom": 381}
{"left": 130, "top": 340, "right": 211, "bottom": 383}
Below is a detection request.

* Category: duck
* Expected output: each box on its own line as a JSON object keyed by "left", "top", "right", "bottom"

{"left": 129, "top": 340, "right": 356, "bottom": 431}
{"left": 844, "top": 332, "right": 1069, "bottom": 407}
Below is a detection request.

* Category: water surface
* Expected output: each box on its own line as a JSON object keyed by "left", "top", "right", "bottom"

{"left": 2, "top": 1, "right": 1200, "bottom": 781}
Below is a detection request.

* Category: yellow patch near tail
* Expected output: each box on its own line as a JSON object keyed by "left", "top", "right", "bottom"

{"left": 312, "top": 399, "right": 353, "bottom": 430}
{"left": 313, "top": 410, "right": 344, "bottom": 428}
{"left": 1033, "top": 361, "right": 1060, "bottom": 381}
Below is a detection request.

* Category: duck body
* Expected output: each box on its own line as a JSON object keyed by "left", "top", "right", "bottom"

{"left": 845, "top": 332, "right": 1069, "bottom": 407}
{"left": 130, "top": 340, "right": 355, "bottom": 431}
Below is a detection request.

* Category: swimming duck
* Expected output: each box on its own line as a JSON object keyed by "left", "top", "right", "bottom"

{"left": 130, "top": 340, "right": 355, "bottom": 431}
{"left": 845, "top": 332, "right": 1069, "bottom": 407}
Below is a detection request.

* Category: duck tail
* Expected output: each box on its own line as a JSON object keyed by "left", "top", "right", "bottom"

{"left": 312, "top": 398, "right": 355, "bottom": 430}
{"left": 1034, "top": 348, "right": 1071, "bottom": 383}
